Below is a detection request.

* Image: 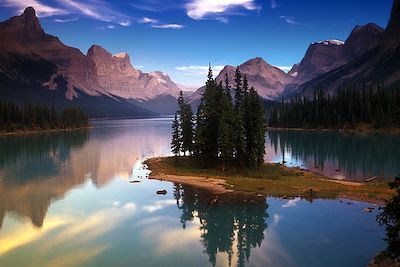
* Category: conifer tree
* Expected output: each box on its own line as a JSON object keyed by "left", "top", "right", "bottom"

{"left": 218, "top": 83, "right": 235, "bottom": 171}
{"left": 171, "top": 112, "right": 181, "bottom": 157}
{"left": 233, "top": 67, "right": 246, "bottom": 168}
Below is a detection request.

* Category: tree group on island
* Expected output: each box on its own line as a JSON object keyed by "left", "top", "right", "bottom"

{"left": 171, "top": 65, "right": 266, "bottom": 170}
{"left": 0, "top": 101, "right": 89, "bottom": 132}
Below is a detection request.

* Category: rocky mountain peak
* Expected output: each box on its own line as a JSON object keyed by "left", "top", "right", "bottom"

{"left": 0, "top": 6, "right": 44, "bottom": 39}
{"left": 87, "top": 44, "right": 111, "bottom": 58}
{"left": 344, "top": 23, "right": 383, "bottom": 59}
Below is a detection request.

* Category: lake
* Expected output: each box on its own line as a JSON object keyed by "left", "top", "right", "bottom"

{"left": 0, "top": 118, "right": 397, "bottom": 267}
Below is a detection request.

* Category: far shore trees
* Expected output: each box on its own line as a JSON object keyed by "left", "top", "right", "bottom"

{"left": 268, "top": 85, "right": 400, "bottom": 129}
{"left": 0, "top": 101, "right": 89, "bottom": 132}
{"left": 171, "top": 65, "right": 266, "bottom": 170}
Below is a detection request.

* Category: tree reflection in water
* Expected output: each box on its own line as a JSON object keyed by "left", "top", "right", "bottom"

{"left": 173, "top": 184, "right": 268, "bottom": 267}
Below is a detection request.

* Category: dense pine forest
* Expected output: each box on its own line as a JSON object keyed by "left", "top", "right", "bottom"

{"left": 171, "top": 66, "right": 266, "bottom": 170}
{"left": 268, "top": 85, "right": 400, "bottom": 129}
{"left": 0, "top": 101, "right": 89, "bottom": 133}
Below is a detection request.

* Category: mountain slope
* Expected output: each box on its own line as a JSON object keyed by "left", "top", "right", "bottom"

{"left": 189, "top": 57, "right": 293, "bottom": 106}
{"left": 0, "top": 7, "right": 180, "bottom": 116}
{"left": 286, "top": 0, "right": 400, "bottom": 98}
{"left": 283, "top": 24, "right": 384, "bottom": 96}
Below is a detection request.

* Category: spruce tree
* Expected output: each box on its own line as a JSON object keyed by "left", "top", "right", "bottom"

{"left": 171, "top": 112, "right": 181, "bottom": 157}
{"left": 218, "top": 83, "right": 235, "bottom": 171}
{"left": 233, "top": 67, "right": 246, "bottom": 168}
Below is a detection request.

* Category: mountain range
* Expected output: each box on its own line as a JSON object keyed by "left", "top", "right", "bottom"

{"left": 0, "top": 0, "right": 399, "bottom": 117}
{"left": 0, "top": 7, "right": 180, "bottom": 117}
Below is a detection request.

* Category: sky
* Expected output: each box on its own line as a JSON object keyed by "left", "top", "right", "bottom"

{"left": 0, "top": 0, "right": 394, "bottom": 87}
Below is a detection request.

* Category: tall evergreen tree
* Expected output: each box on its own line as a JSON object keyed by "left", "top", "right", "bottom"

{"left": 218, "top": 83, "right": 235, "bottom": 171}
{"left": 171, "top": 112, "right": 181, "bottom": 157}
{"left": 233, "top": 67, "right": 247, "bottom": 168}
{"left": 180, "top": 103, "right": 194, "bottom": 155}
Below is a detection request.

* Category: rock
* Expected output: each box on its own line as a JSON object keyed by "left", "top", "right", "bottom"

{"left": 364, "top": 207, "right": 374, "bottom": 213}
{"left": 156, "top": 190, "right": 167, "bottom": 195}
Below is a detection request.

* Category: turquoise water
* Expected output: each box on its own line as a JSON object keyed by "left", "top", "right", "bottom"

{"left": 0, "top": 118, "right": 393, "bottom": 267}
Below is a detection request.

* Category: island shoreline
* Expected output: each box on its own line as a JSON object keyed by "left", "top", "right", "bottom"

{"left": 145, "top": 157, "right": 394, "bottom": 205}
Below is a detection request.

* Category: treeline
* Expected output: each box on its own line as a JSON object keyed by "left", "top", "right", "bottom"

{"left": 0, "top": 101, "right": 89, "bottom": 132}
{"left": 269, "top": 85, "right": 400, "bottom": 129}
{"left": 171, "top": 66, "right": 266, "bottom": 170}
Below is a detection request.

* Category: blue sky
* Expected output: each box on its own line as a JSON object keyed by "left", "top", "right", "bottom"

{"left": 0, "top": 0, "right": 393, "bottom": 87}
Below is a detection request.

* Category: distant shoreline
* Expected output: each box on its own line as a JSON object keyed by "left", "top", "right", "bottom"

{"left": 266, "top": 126, "right": 400, "bottom": 134}
{"left": 0, "top": 126, "right": 92, "bottom": 137}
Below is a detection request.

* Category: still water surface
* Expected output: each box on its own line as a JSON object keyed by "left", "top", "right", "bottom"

{"left": 0, "top": 118, "right": 397, "bottom": 267}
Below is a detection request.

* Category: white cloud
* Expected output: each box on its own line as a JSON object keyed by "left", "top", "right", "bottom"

{"left": 140, "top": 17, "right": 184, "bottom": 29}
{"left": 140, "top": 17, "right": 159, "bottom": 24}
{"left": 118, "top": 20, "right": 131, "bottom": 27}
{"left": 275, "top": 65, "right": 292, "bottom": 72}
{"left": 54, "top": 17, "right": 78, "bottom": 23}
{"left": 270, "top": 0, "right": 277, "bottom": 9}
{"left": 152, "top": 23, "right": 184, "bottom": 29}
{"left": 280, "top": 15, "right": 295, "bottom": 25}
{"left": 106, "top": 24, "right": 115, "bottom": 29}
{"left": 186, "top": 0, "right": 259, "bottom": 20}
{"left": 1, "top": 0, "right": 67, "bottom": 17}
{"left": 175, "top": 65, "right": 225, "bottom": 76}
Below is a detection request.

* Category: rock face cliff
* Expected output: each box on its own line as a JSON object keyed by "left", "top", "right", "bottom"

{"left": 0, "top": 7, "right": 105, "bottom": 99}
{"left": 0, "top": 7, "right": 180, "bottom": 116}
{"left": 287, "top": 0, "right": 400, "bottom": 99}
{"left": 284, "top": 24, "right": 384, "bottom": 96}
{"left": 87, "top": 45, "right": 180, "bottom": 100}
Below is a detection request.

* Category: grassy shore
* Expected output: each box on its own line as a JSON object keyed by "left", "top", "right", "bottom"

{"left": 145, "top": 157, "right": 395, "bottom": 205}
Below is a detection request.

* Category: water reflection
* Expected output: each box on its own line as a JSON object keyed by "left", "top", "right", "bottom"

{"left": 173, "top": 184, "right": 268, "bottom": 267}
{"left": 266, "top": 130, "right": 400, "bottom": 181}
{"left": 0, "top": 118, "right": 172, "bottom": 230}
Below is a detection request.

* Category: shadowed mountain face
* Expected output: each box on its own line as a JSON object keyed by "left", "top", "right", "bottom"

{"left": 0, "top": 7, "right": 180, "bottom": 116}
{"left": 285, "top": 0, "right": 400, "bottom": 99}
{"left": 283, "top": 24, "right": 384, "bottom": 96}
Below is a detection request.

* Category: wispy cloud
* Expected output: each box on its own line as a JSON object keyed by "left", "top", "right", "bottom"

{"left": 280, "top": 15, "right": 308, "bottom": 26}
{"left": 54, "top": 17, "right": 78, "bottom": 23}
{"left": 118, "top": 20, "right": 131, "bottom": 27}
{"left": 1, "top": 0, "right": 67, "bottom": 17}
{"left": 153, "top": 24, "right": 184, "bottom": 29}
{"left": 176, "top": 65, "right": 225, "bottom": 76}
{"left": 139, "top": 17, "right": 184, "bottom": 29}
{"left": 58, "top": 0, "right": 116, "bottom": 22}
{"left": 280, "top": 16, "right": 295, "bottom": 24}
{"left": 140, "top": 17, "right": 159, "bottom": 24}
{"left": 270, "top": 0, "right": 277, "bottom": 9}
{"left": 186, "top": 0, "right": 260, "bottom": 21}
